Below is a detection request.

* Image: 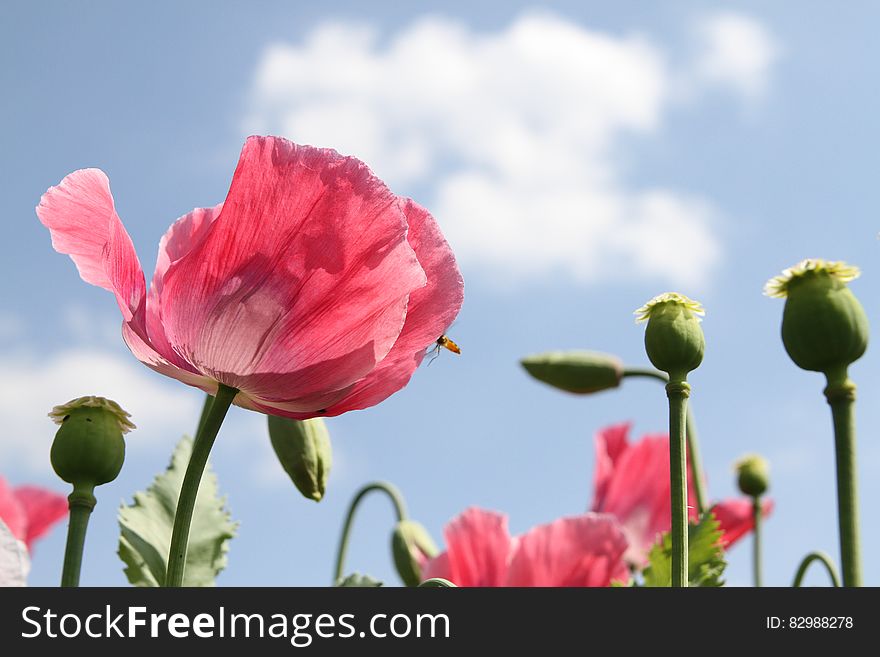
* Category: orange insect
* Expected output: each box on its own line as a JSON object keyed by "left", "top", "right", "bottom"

{"left": 436, "top": 334, "right": 461, "bottom": 354}
{"left": 427, "top": 334, "right": 461, "bottom": 364}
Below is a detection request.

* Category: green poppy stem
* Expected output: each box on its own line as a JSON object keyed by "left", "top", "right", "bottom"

{"left": 333, "top": 481, "right": 408, "bottom": 584}
{"left": 792, "top": 551, "right": 841, "bottom": 587}
{"left": 164, "top": 383, "right": 237, "bottom": 587}
{"left": 624, "top": 367, "right": 707, "bottom": 515}
{"left": 59, "top": 487, "right": 96, "bottom": 587}
{"left": 825, "top": 376, "right": 862, "bottom": 587}
{"left": 195, "top": 392, "right": 214, "bottom": 437}
{"left": 751, "top": 496, "right": 763, "bottom": 587}
{"left": 666, "top": 381, "right": 689, "bottom": 588}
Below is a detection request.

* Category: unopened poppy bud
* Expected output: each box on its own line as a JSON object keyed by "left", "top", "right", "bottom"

{"left": 635, "top": 293, "right": 705, "bottom": 382}
{"left": 735, "top": 453, "right": 770, "bottom": 497}
{"left": 419, "top": 578, "right": 457, "bottom": 587}
{"left": 268, "top": 416, "right": 332, "bottom": 501}
{"left": 765, "top": 259, "right": 868, "bottom": 380}
{"left": 520, "top": 351, "right": 623, "bottom": 394}
{"left": 391, "top": 520, "right": 438, "bottom": 587}
{"left": 49, "top": 396, "right": 132, "bottom": 502}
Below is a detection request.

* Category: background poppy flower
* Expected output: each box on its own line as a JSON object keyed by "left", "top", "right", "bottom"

{"left": 0, "top": 476, "right": 67, "bottom": 552}
{"left": 422, "top": 507, "right": 629, "bottom": 587}
{"left": 36, "top": 136, "right": 463, "bottom": 419}
{"left": 591, "top": 423, "right": 773, "bottom": 565}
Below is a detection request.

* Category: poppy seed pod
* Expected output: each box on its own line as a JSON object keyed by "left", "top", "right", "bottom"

{"left": 267, "top": 415, "right": 332, "bottom": 502}
{"left": 391, "top": 520, "right": 438, "bottom": 587}
{"left": 765, "top": 260, "right": 868, "bottom": 379}
{"left": 48, "top": 397, "right": 132, "bottom": 497}
{"left": 520, "top": 351, "right": 623, "bottom": 394}
{"left": 735, "top": 454, "right": 770, "bottom": 497}
{"left": 635, "top": 293, "right": 705, "bottom": 382}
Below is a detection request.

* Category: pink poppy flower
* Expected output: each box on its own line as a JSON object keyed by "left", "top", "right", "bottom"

{"left": 591, "top": 423, "right": 773, "bottom": 565}
{"left": 0, "top": 477, "right": 68, "bottom": 551}
{"left": 422, "top": 507, "right": 630, "bottom": 587}
{"left": 711, "top": 497, "right": 775, "bottom": 548}
{"left": 37, "top": 136, "right": 463, "bottom": 419}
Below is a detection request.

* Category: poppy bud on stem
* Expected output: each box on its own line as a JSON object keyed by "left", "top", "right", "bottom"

{"left": 636, "top": 293, "right": 706, "bottom": 588}
{"left": 49, "top": 396, "right": 134, "bottom": 587}
{"left": 268, "top": 416, "right": 332, "bottom": 502}
{"left": 735, "top": 454, "right": 770, "bottom": 587}
{"left": 392, "top": 520, "right": 438, "bottom": 587}
{"left": 766, "top": 259, "right": 866, "bottom": 587}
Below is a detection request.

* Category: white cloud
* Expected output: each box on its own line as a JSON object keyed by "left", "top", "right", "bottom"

{"left": 692, "top": 12, "right": 780, "bottom": 100}
{"left": 0, "top": 313, "right": 24, "bottom": 341}
{"left": 0, "top": 347, "right": 200, "bottom": 473}
{"left": 244, "top": 11, "right": 777, "bottom": 288}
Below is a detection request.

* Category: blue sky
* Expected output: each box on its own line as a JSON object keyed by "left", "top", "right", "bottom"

{"left": 2, "top": 1, "right": 879, "bottom": 587}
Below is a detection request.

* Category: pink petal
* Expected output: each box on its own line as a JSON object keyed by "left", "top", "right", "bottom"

{"left": 36, "top": 169, "right": 208, "bottom": 391}
{"left": 159, "top": 136, "right": 426, "bottom": 406}
{"left": 312, "top": 198, "right": 464, "bottom": 416}
{"left": 506, "top": 513, "right": 629, "bottom": 587}
{"left": 421, "top": 551, "right": 452, "bottom": 583}
{"left": 592, "top": 422, "right": 633, "bottom": 510}
{"left": 591, "top": 426, "right": 700, "bottom": 565}
{"left": 13, "top": 486, "right": 69, "bottom": 550}
{"left": 121, "top": 323, "right": 217, "bottom": 393}
{"left": 36, "top": 169, "right": 146, "bottom": 324}
{"left": 423, "top": 507, "right": 511, "bottom": 587}
{"left": 0, "top": 478, "right": 27, "bottom": 544}
{"left": 146, "top": 205, "right": 224, "bottom": 373}
{"left": 712, "top": 498, "right": 774, "bottom": 549}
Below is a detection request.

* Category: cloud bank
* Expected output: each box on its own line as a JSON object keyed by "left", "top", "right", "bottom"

{"left": 244, "top": 11, "right": 779, "bottom": 289}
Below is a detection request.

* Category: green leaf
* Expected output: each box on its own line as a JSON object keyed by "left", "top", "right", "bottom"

{"left": 118, "top": 436, "right": 237, "bottom": 587}
{"left": 642, "top": 512, "right": 726, "bottom": 587}
{"left": 335, "top": 573, "right": 384, "bottom": 587}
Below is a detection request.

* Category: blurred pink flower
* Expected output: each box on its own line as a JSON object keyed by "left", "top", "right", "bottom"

{"left": 591, "top": 423, "right": 773, "bottom": 565}
{"left": 0, "top": 477, "right": 67, "bottom": 551}
{"left": 422, "top": 507, "right": 629, "bottom": 587}
{"left": 37, "top": 136, "right": 463, "bottom": 419}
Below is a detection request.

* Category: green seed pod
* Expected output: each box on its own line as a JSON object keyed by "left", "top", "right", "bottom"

{"left": 765, "top": 260, "right": 868, "bottom": 379}
{"left": 735, "top": 453, "right": 770, "bottom": 497}
{"left": 49, "top": 396, "right": 132, "bottom": 494}
{"left": 267, "top": 416, "right": 332, "bottom": 501}
{"left": 520, "top": 351, "right": 623, "bottom": 394}
{"left": 391, "top": 520, "right": 438, "bottom": 587}
{"left": 635, "top": 293, "right": 705, "bottom": 382}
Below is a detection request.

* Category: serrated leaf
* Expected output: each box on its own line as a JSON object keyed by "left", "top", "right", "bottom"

{"left": 335, "top": 573, "right": 384, "bottom": 587}
{"left": 118, "top": 436, "right": 237, "bottom": 587}
{"left": 642, "top": 512, "right": 726, "bottom": 587}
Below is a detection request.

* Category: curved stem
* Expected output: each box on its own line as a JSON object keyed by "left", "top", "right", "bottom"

{"left": 666, "top": 381, "right": 689, "bottom": 588}
{"left": 621, "top": 367, "right": 669, "bottom": 382}
{"left": 164, "top": 384, "right": 237, "bottom": 587}
{"left": 792, "top": 551, "right": 841, "bottom": 587}
{"left": 751, "top": 496, "right": 762, "bottom": 587}
{"left": 825, "top": 377, "right": 862, "bottom": 587}
{"left": 333, "top": 481, "right": 408, "bottom": 584}
{"left": 59, "top": 487, "right": 96, "bottom": 587}
{"left": 623, "top": 368, "right": 708, "bottom": 515}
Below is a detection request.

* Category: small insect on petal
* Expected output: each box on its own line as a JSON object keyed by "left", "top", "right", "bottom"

{"left": 427, "top": 334, "right": 461, "bottom": 366}
{"left": 437, "top": 334, "right": 461, "bottom": 355}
